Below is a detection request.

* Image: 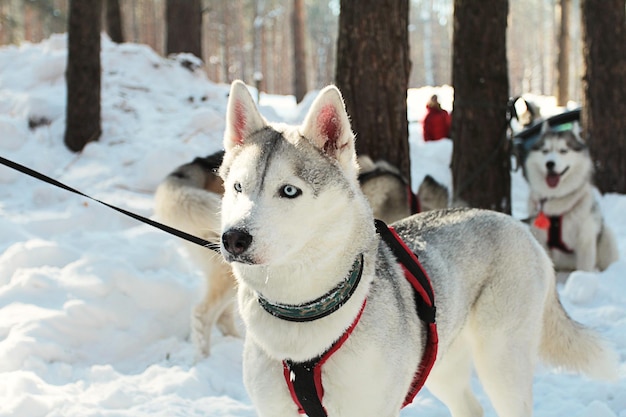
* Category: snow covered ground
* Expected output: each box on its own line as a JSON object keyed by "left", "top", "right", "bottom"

{"left": 0, "top": 35, "right": 624, "bottom": 417}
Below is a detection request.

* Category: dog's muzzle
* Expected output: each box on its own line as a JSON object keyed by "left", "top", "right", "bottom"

{"left": 222, "top": 228, "right": 253, "bottom": 261}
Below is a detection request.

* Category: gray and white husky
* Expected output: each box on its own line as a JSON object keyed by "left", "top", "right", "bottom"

{"left": 219, "top": 80, "right": 617, "bottom": 417}
{"left": 524, "top": 122, "right": 619, "bottom": 272}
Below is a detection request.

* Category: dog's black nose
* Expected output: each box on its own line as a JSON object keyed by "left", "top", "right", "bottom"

{"left": 546, "top": 161, "right": 555, "bottom": 171}
{"left": 222, "top": 229, "right": 253, "bottom": 256}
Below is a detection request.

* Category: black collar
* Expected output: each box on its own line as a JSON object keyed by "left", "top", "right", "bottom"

{"left": 257, "top": 254, "right": 364, "bottom": 322}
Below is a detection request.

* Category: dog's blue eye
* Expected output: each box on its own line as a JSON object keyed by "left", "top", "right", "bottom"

{"left": 559, "top": 149, "right": 568, "bottom": 154}
{"left": 234, "top": 182, "right": 243, "bottom": 193}
{"left": 280, "top": 184, "right": 301, "bottom": 198}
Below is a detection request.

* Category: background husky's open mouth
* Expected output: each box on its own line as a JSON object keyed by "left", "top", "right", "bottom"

{"left": 546, "top": 166, "right": 569, "bottom": 188}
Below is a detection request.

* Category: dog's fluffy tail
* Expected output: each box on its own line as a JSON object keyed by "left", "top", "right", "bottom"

{"left": 540, "top": 283, "right": 619, "bottom": 381}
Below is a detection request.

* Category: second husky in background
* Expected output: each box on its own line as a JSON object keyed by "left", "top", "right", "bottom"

{"left": 357, "top": 155, "right": 415, "bottom": 223}
{"left": 154, "top": 152, "right": 239, "bottom": 357}
{"left": 357, "top": 156, "right": 455, "bottom": 223}
{"left": 524, "top": 122, "right": 619, "bottom": 272}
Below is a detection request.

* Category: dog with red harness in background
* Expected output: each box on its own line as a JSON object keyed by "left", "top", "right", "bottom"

{"left": 524, "top": 121, "right": 619, "bottom": 272}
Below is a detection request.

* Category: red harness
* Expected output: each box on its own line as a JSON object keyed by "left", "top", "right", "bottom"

{"left": 547, "top": 215, "right": 574, "bottom": 253}
{"left": 282, "top": 221, "right": 438, "bottom": 416}
{"left": 534, "top": 212, "right": 574, "bottom": 254}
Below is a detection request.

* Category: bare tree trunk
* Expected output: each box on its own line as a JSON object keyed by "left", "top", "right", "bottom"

{"left": 165, "top": 0, "right": 202, "bottom": 58}
{"left": 252, "top": 0, "right": 266, "bottom": 94}
{"left": 128, "top": 0, "right": 138, "bottom": 42}
{"left": 279, "top": 9, "right": 292, "bottom": 96}
{"left": 64, "top": 0, "right": 102, "bottom": 152}
{"left": 220, "top": 2, "right": 230, "bottom": 81}
{"left": 234, "top": 0, "right": 246, "bottom": 80}
{"left": 451, "top": 0, "right": 510, "bottom": 213}
{"left": 422, "top": 0, "right": 434, "bottom": 86}
{"left": 8, "top": 0, "right": 24, "bottom": 44}
{"left": 335, "top": 0, "right": 411, "bottom": 183}
{"left": 292, "top": 0, "right": 308, "bottom": 103}
{"left": 105, "top": 0, "right": 124, "bottom": 43}
{"left": 556, "top": 0, "right": 570, "bottom": 106}
{"left": 581, "top": 0, "right": 626, "bottom": 193}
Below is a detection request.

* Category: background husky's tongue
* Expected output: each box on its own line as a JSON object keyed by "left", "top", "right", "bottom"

{"left": 546, "top": 173, "right": 560, "bottom": 188}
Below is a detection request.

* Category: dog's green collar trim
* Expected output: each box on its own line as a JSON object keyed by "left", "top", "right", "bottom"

{"left": 257, "top": 254, "right": 364, "bottom": 322}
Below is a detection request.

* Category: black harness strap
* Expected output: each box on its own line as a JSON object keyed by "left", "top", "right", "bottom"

{"left": 374, "top": 220, "right": 435, "bottom": 323}
{"left": 283, "top": 301, "right": 367, "bottom": 417}
{"left": 548, "top": 215, "right": 574, "bottom": 254}
{"left": 0, "top": 155, "right": 221, "bottom": 253}
{"left": 284, "top": 361, "right": 327, "bottom": 417}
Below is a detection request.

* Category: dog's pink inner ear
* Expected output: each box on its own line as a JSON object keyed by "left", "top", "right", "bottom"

{"left": 317, "top": 104, "right": 342, "bottom": 153}
{"left": 232, "top": 100, "right": 247, "bottom": 145}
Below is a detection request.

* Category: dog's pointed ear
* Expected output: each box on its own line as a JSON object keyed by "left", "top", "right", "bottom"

{"left": 569, "top": 121, "right": 588, "bottom": 149}
{"left": 540, "top": 120, "right": 550, "bottom": 134}
{"left": 224, "top": 80, "right": 266, "bottom": 151}
{"left": 571, "top": 121, "right": 586, "bottom": 141}
{"left": 300, "top": 85, "right": 356, "bottom": 168}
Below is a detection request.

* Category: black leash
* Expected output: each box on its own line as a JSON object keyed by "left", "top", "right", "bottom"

{"left": 0, "top": 155, "right": 221, "bottom": 253}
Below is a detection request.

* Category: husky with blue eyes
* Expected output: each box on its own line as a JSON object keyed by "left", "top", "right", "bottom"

{"left": 219, "top": 80, "right": 617, "bottom": 417}
{"left": 524, "top": 121, "right": 619, "bottom": 272}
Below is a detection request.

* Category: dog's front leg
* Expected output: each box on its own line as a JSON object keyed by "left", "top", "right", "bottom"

{"left": 242, "top": 339, "right": 302, "bottom": 417}
{"left": 575, "top": 219, "right": 598, "bottom": 271}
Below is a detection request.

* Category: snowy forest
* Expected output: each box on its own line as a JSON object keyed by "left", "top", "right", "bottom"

{"left": 0, "top": 0, "right": 591, "bottom": 100}
{"left": 0, "top": 0, "right": 624, "bottom": 206}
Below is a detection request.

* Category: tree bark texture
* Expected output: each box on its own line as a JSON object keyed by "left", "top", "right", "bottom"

{"left": 165, "top": 0, "right": 202, "bottom": 58}
{"left": 581, "top": 0, "right": 626, "bottom": 194}
{"left": 292, "top": 0, "right": 308, "bottom": 103}
{"left": 451, "top": 0, "right": 511, "bottom": 213}
{"left": 105, "top": 0, "right": 124, "bottom": 43}
{"left": 557, "top": 0, "right": 570, "bottom": 106}
{"left": 64, "top": 0, "right": 102, "bottom": 153}
{"left": 335, "top": 0, "right": 412, "bottom": 183}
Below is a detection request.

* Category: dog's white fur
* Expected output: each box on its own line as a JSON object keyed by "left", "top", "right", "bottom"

{"left": 524, "top": 122, "right": 619, "bottom": 272}
{"left": 154, "top": 158, "right": 239, "bottom": 357}
{"left": 218, "top": 80, "right": 618, "bottom": 417}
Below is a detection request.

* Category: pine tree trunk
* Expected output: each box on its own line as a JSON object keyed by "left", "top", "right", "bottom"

{"left": 105, "top": 0, "right": 124, "bottom": 43}
{"left": 292, "top": 0, "right": 308, "bottom": 103}
{"left": 581, "top": 0, "right": 626, "bottom": 193}
{"left": 165, "top": 0, "right": 202, "bottom": 58}
{"left": 557, "top": 0, "right": 570, "bottom": 106}
{"left": 335, "top": 0, "right": 411, "bottom": 183}
{"left": 252, "top": 0, "right": 266, "bottom": 94}
{"left": 64, "top": 0, "right": 102, "bottom": 153}
{"left": 451, "top": 0, "right": 510, "bottom": 213}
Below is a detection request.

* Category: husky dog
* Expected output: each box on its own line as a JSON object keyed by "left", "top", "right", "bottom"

{"left": 154, "top": 152, "right": 239, "bottom": 356}
{"left": 219, "top": 80, "right": 617, "bottom": 417}
{"left": 357, "top": 156, "right": 455, "bottom": 223}
{"left": 417, "top": 174, "right": 462, "bottom": 212}
{"left": 356, "top": 155, "right": 414, "bottom": 223}
{"left": 524, "top": 122, "right": 619, "bottom": 272}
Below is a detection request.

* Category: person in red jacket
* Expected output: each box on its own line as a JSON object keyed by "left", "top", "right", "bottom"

{"left": 423, "top": 95, "right": 451, "bottom": 141}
